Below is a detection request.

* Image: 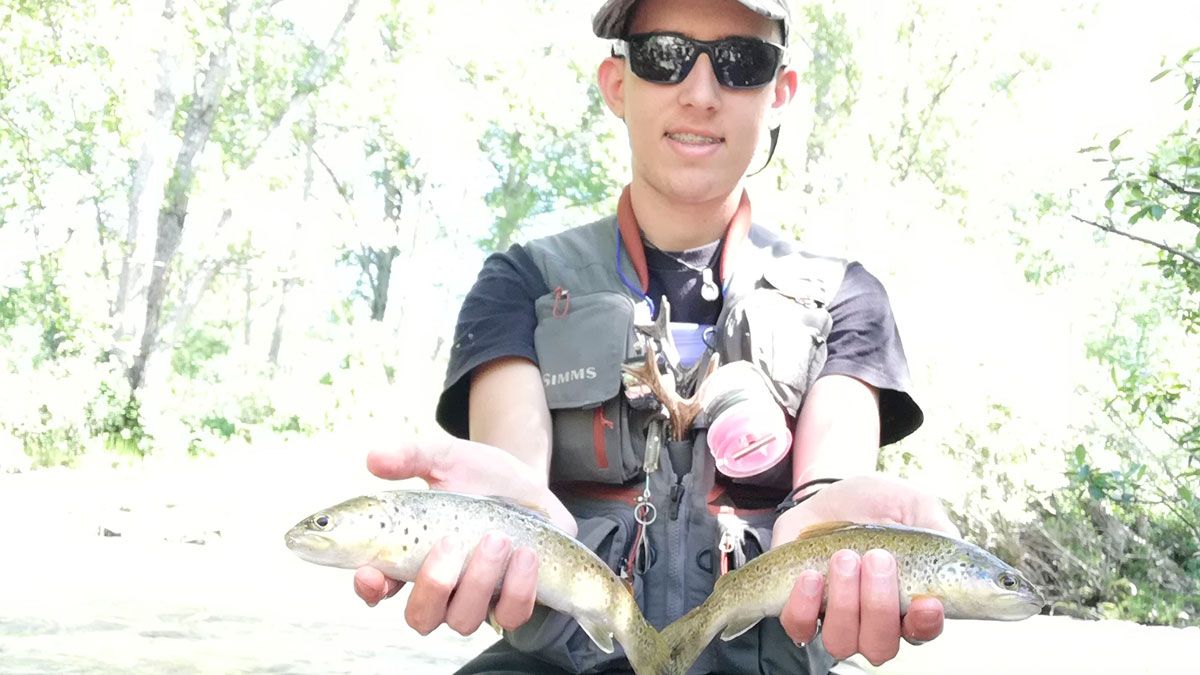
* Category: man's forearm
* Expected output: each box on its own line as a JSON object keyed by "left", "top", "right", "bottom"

{"left": 468, "top": 356, "right": 554, "bottom": 482}
{"left": 790, "top": 374, "right": 882, "bottom": 487}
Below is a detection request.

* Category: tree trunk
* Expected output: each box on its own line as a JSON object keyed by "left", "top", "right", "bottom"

{"left": 269, "top": 112, "right": 317, "bottom": 365}
{"left": 164, "top": 209, "right": 233, "bottom": 343}
{"left": 112, "top": 0, "right": 178, "bottom": 355}
{"left": 126, "top": 0, "right": 238, "bottom": 392}
{"left": 368, "top": 246, "right": 400, "bottom": 321}
{"left": 243, "top": 263, "right": 254, "bottom": 348}
{"left": 267, "top": 278, "right": 291, "bottom": 366}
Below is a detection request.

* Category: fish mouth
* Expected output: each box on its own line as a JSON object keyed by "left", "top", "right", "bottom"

{"left": 993, "top": 594, "right": 1046, "bottom": 621}
{"left": 285, "top": 527, "right": 333, "bottom": 554}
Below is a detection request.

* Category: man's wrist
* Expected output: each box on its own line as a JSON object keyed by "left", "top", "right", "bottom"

{"left": 776, "top": 477, "right": 842, "bottom": 514}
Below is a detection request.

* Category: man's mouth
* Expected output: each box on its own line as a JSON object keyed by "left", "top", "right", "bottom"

{"left": 665, "top": 131, "right": 724, "bottom": 145}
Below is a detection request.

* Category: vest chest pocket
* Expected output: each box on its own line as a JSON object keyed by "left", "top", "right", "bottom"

{"left": 534, "top": 290, "right": 642, "bottom": 483}
{"left": 717, "top": 262, "right": 837, "bottom": 416}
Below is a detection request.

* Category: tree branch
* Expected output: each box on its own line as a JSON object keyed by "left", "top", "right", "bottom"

{"left": 1151, "top": 171, "right": 1200, "bottom": 197}
{"left": 242, "top": 0, "right": 360, "bottom": 160}
{"left": 1072, "top": 215, "right": 1200, "bottom": 267}
{"left": 312, "top": 145, "right": 352, "bottom": 205}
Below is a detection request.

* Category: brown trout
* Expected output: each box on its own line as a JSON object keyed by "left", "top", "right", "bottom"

{"left": 660, "top": 522, "right": 1045, "bottom": 674}
{"left": 284, "top": 490, "right": 670, "bottom": 674}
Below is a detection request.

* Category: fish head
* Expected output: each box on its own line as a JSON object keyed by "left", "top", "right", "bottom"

{"left": 284, "top": 495, "right": 390, "bottom": 569}
{"left": 929, "top": 545, "right": 1045, "bottom": 621}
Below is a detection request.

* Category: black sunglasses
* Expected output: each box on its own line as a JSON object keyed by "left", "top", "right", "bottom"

{"left": 613, "top": 32, "right": 786, "bottom": 89}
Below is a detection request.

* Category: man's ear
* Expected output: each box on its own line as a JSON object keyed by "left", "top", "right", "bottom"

{"left": 768, "top": 68, "right": 799, "bottom": 125}
{"left": 597, "top": 56, "right": 627, "bottom": 120}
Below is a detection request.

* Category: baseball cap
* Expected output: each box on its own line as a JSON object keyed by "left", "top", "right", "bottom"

{"left": 592, "top": 0, "right": 791, "bottom": 45}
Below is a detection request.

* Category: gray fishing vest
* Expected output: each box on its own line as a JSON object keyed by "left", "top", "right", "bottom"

{"left": 507, "top": 215, "right": 846, "bottom": 675}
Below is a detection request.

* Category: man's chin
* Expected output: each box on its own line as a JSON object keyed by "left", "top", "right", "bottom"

{"left": 638, "top": 170, "right": 739, "bottom": 205}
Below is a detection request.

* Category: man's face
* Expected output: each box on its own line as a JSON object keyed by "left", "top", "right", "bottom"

{"left": 598, "top": 0, "right": 795, "bottom": 206}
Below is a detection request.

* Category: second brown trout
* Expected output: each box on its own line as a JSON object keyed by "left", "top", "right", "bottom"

{"left": 660, "top": 521, "right": 1045, "bottom": 674}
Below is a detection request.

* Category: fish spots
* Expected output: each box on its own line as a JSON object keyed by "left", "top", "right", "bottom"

{"left": 379, "top": 521, "right": 386, "bottom": 529}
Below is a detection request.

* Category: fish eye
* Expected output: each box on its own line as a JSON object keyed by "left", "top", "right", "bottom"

{"left": 998, "top": 572, "right": 1017, "bottom": 589}
{"left": 314, "top": 514, "right": 331, "bottom": 530}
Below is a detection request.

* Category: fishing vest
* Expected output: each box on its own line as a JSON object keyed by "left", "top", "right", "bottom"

{"left": 506, "top": 198, "right": 846, "bottom": 675}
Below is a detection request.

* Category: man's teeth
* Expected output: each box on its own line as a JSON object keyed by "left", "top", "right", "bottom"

{"left": 667, "top": 132, "right": 722, "bottom": 144}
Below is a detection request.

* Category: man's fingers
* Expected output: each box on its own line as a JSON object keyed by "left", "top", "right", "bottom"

{"left": 405, "top": 536, "right": 468, "bottom": 635}
{"left": 444, "top": 532, "right": 512, "bottom": 635}
{"left": 820, "top": 550, "right": 861, "bottom": 660}
{"left": 354, "top": 566, "right": 404, "bottom": 606}
{"left": 779, "top": 570, "right": 824, "bottom": 646}
{"left": 902, "top": 595, "right": 945, "bottom": 645}
{"left": 857, "top": 549, "right": 901, "bottom": 666}
{"left": 366, "top": 436, "right": 456, "bottom": 482}
{"left": 493, "top": 547, "right": 539, "bottom": 631}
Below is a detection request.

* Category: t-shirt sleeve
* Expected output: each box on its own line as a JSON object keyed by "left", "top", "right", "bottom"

{"left": 819, "top": 262, "right": 923, "bottom": 445}
{"left": 434, "top": 244, "right": 549, "bottom": 439}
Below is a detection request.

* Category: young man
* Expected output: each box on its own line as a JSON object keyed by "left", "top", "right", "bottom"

{"left": 353, "top": 0, "right": 957, "bottom": 672}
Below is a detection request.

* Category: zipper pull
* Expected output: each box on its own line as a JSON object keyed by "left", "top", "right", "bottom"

{"left": 668, "top": 483, "right": 684, "bottom": 520}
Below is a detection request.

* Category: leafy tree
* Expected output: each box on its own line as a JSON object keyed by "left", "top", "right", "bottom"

{"left": 1060, "top": 47, "right": 1200, "bottom": 624}
{"left": 474, "top": 69, "right": 620, "bottom": 252}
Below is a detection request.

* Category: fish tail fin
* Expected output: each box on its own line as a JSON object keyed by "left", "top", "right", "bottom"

{"left": 659, "top": 603, "right": 722, "bottom": 675}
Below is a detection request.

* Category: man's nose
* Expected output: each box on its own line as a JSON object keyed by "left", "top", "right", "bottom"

{"left": 677, "top": 53, "right": 722, "bottom": 110}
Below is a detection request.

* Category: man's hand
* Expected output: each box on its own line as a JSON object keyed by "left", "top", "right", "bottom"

{"left": 771, "top": 474, "right": 960, "bottom": 666}
{"left": 352, "top": 436, "right": 574, "bottom": 637}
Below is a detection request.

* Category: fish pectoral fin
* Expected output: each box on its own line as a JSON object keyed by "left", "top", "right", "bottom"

{"left": 577, "top": 618, "right": 616, "bottom": 654}
{"left": 719, "top": 616, "right": 762, "bottom": 641}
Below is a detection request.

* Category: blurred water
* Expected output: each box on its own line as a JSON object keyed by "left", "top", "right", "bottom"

{"left": 0, "top": 446, "right": 498, "bottom": 675}
{"left": 0, "top": 537, "right": 497, "bottom": 675}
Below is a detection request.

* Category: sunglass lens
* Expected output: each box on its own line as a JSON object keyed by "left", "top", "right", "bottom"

{"left": 715, "top": 38, "right": 779, "bottom": 88}
{"left": 629, "top": 34, "right": 695, "bottom": 84}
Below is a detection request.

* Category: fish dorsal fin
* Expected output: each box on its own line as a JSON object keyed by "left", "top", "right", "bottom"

{"left": 488, "top": 495, "right": 552, "bottom": 522}
{"left": 577, "top": 617, "right": 615, "bottom": 654}
{"left": 720, "top": 616, "right": 762, "bottom": 641}
{"left": 796, "top": 521, "right": 858, "bottom": 540}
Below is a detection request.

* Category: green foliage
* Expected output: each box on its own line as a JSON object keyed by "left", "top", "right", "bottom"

{"left": 171, "top": 326, "right": 231, "bottom": 379}
{"left": 1033, "top": 46, "right": 1200, "bottom": 625}
{"left": 211, "top": 12, "right": 324, "bottom": 171}
{"left": 0, "top": 256, "right": 82, "bottom": 364}
{"left": 797, "top": 3, "right": 860, "bottom": 172}
{"left": 1022, "top": 492, "right": 1200, "bottom": 626}
{"left": 476, "top": 73, "right": 620, "bottom": 252}
{"left": 89, "top": 382, "right": 149, "bottom": 458}
{"left": 1079, "top": 48, "right": 1200, "bottom": 332}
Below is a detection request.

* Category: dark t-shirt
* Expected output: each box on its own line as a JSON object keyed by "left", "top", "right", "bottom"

{"left": 435, "top": 225, "right": 923, "bottom": 446}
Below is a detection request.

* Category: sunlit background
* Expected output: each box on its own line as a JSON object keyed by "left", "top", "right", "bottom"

{"left": 1, "top": 0, "right": 1198, "bottom": 672}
